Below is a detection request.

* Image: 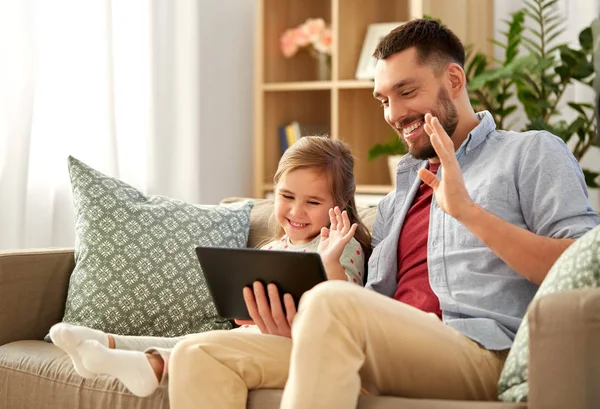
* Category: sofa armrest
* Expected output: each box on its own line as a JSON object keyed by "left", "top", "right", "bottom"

{"left": 528, "top": 287, "right": 600, "bottom": 409}
{"left": 0, "top": 248, "right": 74, "bottom": 346}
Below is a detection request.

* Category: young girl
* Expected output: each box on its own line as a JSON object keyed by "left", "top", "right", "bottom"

{"left": 49, "top": 136, "right": 371, "bottom": 398}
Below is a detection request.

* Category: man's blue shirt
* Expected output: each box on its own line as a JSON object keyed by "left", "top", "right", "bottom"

{"left": 366, "top": 111, "right": 600, "bottom": 350}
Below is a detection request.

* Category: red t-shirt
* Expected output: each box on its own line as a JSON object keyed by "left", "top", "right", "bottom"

{"left": 394, "top": 162, "right": 442, "bottom": 318}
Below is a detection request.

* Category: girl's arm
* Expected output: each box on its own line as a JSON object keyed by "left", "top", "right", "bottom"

{"left": 318, "top": 207, "right": 359, "bottom": 281}
{"left": 336, "top": 238, "right": 364, "bottom": 285}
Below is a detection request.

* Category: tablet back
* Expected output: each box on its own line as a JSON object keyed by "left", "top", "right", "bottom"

{"left": 195, "top": 246, "right": 327, "bottom": 320}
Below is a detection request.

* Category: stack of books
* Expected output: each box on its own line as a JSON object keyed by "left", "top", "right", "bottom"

{"left": 278, "top": 121, "right": 329, "bottom": 154}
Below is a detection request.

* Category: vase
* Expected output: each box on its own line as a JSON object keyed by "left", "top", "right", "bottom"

{"left": 315, "top": 53, "right": 331, "bottom": 81}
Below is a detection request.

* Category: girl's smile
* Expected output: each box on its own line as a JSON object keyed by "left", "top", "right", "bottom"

{"left": 274, "top": 167, "right": 336, "bottom": 245}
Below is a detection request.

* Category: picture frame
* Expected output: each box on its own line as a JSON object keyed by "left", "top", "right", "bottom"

{"left": 355, "top": 22, "right": 405, "bottom": 81}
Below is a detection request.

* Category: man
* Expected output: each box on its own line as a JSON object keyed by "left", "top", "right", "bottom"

{"left": 169, "top": 19, "right": 599, "bottom": 408}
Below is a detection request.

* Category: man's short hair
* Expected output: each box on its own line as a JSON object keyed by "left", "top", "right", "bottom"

{"left": 373, "top": 19, "right": 465, "bottom": 74}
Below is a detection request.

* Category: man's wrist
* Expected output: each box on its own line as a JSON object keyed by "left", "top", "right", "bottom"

{"left": 455, "top": 200, "right": 482, "bottom": 225}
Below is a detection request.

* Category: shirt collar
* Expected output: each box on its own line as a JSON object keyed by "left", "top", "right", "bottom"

{"left": 459, "top": 110, "right": 497, "bottom": 154}
{"left": 397, "top": 110, "right": 497, "bottom": 172}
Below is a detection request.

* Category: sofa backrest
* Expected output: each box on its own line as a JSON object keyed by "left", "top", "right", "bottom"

{"left": 220, "top": 197, "right": 378, "bottom": 249}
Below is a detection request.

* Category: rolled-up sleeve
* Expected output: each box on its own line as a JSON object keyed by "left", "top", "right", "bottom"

{"left": 518, "top": 131, "right": 600, "bottom": 239}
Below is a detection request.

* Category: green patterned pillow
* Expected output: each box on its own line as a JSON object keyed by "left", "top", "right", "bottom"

{"left": 61, "top": 156, "right": 253, "bottom": 337}
{"left": 498, "top": 225, "right": 600, "bottom": 402}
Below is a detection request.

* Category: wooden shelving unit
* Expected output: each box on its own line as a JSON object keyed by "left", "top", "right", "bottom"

{"left": 253, "top": 0, "right": 494, "bottom": 198}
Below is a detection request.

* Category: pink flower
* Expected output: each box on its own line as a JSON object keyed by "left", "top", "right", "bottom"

{"left": 280, "top": 18, "right": 332, "bottom": 58}
{"left": 301, "top": 18, "right": 326, "bottom": 42}
{"left": 313, "top": 27, "right": 332, "bottom": 55}
{"left": 293, "top": 26, "right": 311, "bottom": 47}
{"left": 280, "top": 28, "right": 298, "bottom": 58}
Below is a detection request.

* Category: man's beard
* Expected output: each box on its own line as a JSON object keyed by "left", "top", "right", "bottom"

{"left": 403, "top": 87, "right": 459, "bottom": 160}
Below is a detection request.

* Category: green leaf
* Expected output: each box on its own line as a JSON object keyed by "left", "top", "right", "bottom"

{"left": 466, "top": 53, "right": 488, "bottom": 80}
{"left": 522, "top": 37, "right": 543, "bottom": 54}
{"left": 567, "top": 117, "right": 587, "bottom": 136}
{"left": 528, "top": 117, "right": 572, "bottom": 141}
{"left": 567, "top": 102, "right": 587, "bottom": 116}
{"left": 574, "top": 61, "right": 595, "bottom": 80}
{"left": 527, "top": 117, "right": 551, "bottom": 132}
{"left": 547, "top": 44, "right": 564, "bottom": 55}
{"left": 536, "top": 57, "right": 555, "bottom": 70}
{"left": 492, "top": 39, "right": 508, "bottom": 50}
{"left": 515, "top": 72, "right": 543, "bottom": 99}
{"left": 471, "top": 53, "right": 539, "bottom": 90}
{"left": 526, "top": 10, "right": 542, "bottom": 25}
{"left": 507, "top": 10, "right": 526, "bottom": 36}
{"left": 545, "top": 21, "right": 564, "bottom": 38}
{"left": 559, "top": 45, "right": 579, "bottom": 66}
{"left": 554, "top": 65, "right": 570, "bottom": 82}
{"left": 501, "top": 105, "right": 518, "bottom": 117}
{"left": 541, "top": 7, "right": 560, "bottom": 22}
{"left": 529, "top": 27, "right": 543, "bottom": 40}
{"left": 469, "top": 97, "right": 483, "bottom": 107}
{"left": 368, "top": 138, "right": 407, "bottom": 161}
{"left": 518, "top": 89, "right": 544, "bottom": 117}
{"left": 422, "top": 15, "right": 442, "bottom": 24}
{"left": 583, "top": 169, "right": 600, "bottom": 188}
{"left": 523, "top": 0, "right": 540, "bottom": 16}
{"left": 541, "top": 15, "right": 561, "bottom": 27}
{"left": 505, "top": 11, "right": 526, "bottom": 62}
{"left": 497, "top": 93, "right": 514, "bottom": 104}
{"left": 545, "top": 31, "right": 564, "bottom": 46}
{"left": 541, "top": 0, "right": 560, "bottom": 11}
{"left": 579, "top": 27, "right": 593, "bottom": 51}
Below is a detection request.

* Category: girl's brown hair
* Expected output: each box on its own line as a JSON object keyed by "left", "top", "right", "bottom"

{"left": 267, "top": 136, "right": 372, "bottom": 268}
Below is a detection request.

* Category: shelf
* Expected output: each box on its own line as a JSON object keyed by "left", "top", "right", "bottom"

{"left": 261, "top": 90, "right": 331, "bottom": 185}
{"left": 262, "top": 0, "right": 332, "bottom": 83}
{"left": 338, "top": 0, "right": 411, "bottom": 81}
{"left": 356, "top": 185, "right": 393, "bottom": 194}
{"left": 262, "top": 183, "right": 392, "bottom": 196}
{"left": 337, "top": 80, "right": 375, "bottom": 89}
{"left": 262, "top": 80, "right": 375, "bottom": 91}
{"left": 263, "top": 82, "right": 333, "bottom": 91}
{"left": 338, "top": 88, "right": 392, "bottom": 186}
{"left": 254, "top": 0, "right": 495, "bottom": 198}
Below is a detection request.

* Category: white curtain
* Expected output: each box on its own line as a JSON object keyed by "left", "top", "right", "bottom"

{"left": 0, "top": 0, "right": 204, "bottom": 250}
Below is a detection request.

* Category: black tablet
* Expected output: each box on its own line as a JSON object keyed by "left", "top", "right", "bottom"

{"left": 195, "top": 246, "right": 328, "bottom": 320}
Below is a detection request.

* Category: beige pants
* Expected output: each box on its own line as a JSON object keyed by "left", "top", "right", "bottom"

{"left": 169, "top": 281, "right": 508, "bottom": 409}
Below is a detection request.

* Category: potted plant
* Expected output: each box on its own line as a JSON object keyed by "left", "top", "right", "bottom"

{"left": 466, "top": 0, "right": 599, "bottom": 187}
{"left": 368, "top": 135, "right": 408, "bottom": 187}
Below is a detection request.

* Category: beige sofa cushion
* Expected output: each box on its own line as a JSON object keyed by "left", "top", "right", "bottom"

{"left": 0, "top": 340, "right": 525, "bottom": 409}
{"left": 0, "top": 340, "right": 169, "bottom": 409}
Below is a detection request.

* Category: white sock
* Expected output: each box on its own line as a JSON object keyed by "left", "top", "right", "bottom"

{"left": 49, "top": 323, "right": 109, "bottom": 378}
{"left": 78, "top": 339, "right": 159, "bottom": 397}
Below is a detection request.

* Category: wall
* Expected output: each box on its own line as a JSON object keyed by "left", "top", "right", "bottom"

{"left": 149, "top": 0, "right": 255, "bottom": 205}
{"left": 494, "top": 0, "right": 600, "bottom": 210}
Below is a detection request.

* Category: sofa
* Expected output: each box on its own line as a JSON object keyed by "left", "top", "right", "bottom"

{"left": 1, "top": 197, "right": 598, "bottom": 409}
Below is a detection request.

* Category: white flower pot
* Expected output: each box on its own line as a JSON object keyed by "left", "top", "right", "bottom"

{"left": 388, "top": 155, "right": 404, "bottom": 188}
